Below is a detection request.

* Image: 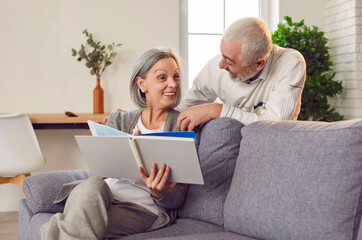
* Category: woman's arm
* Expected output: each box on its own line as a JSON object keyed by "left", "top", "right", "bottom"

{"left": 153, "top": 183, "right": 188, "bottom": 210}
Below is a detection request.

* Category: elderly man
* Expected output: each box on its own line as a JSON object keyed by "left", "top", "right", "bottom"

{"left": 177, "top": 17, "right": 306, "bottom": 131}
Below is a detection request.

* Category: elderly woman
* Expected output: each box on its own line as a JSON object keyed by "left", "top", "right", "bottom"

{"left": 41, "top": 47, "right": 187, "bottom": 240}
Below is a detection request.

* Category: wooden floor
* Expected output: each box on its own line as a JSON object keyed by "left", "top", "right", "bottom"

{"left": 0, "top": 212, "right": 18, "bottom": 240}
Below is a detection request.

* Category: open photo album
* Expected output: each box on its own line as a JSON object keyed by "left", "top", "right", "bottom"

{"left": 75, "top": 120, "right": 204, "bottom": 185}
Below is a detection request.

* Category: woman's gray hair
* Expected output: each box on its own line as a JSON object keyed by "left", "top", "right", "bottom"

{"left": 224, "top": 17, "right": 272, "bottom": 67}
{"left": 130, "top": 47, "right": 182, "bottom": 108}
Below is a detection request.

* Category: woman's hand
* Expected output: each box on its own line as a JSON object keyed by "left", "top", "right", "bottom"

{"left": 133, "top": 130, "right": 141, "bottom": 136}
{"left": 139, "top": 162, "right": 177, "bottom": 199}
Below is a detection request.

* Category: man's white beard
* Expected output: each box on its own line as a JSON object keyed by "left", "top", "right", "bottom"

{"left": 228, "top": 68, "right": 258, "bottom": 82}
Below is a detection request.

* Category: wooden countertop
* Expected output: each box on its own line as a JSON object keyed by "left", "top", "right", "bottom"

{"left": 27, "top": 113, "right": 110, "bottom": 124}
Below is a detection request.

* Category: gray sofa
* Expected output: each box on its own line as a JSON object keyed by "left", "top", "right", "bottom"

{"left": 19, "top": 118, "right": 362, "bottom": 240}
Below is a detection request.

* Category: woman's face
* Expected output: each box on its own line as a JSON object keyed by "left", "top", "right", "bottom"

{"left": 137, "top": 57, "right": 180, "bottom": 110}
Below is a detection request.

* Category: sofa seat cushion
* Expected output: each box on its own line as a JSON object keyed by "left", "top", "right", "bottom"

{"left": 18, "top": 200, "right": 54, "bottom": 240}
{"left": 178, "top": 118, "right": 244, "bottom": 226}
{"left": 224, "top": 119, "right": 362, "bottom": 240}
{"left": 23, "top": 170, "right": 90, "bottom": 214}
{"left": 120, "top": 218, "right": 223, "bottom": 240}
{"left": 149, "top": 232, "right": 258, "bottom": 240}
{"left": 28, "top": 213, "right": 54, "bottom": 240}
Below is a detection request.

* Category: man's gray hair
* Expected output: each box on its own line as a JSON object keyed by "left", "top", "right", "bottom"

{"left": 130, "top": 47, "right": 182, "bottom": 108}
{"left": 224, "top": 17, "right": 272, "bottom": 67}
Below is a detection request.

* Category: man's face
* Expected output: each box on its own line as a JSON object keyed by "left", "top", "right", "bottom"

{"left": 219, "top": 38, "right": 258, "bottom": 82}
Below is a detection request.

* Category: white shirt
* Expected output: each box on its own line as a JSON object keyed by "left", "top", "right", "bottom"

{"left": 177, "top": 45, "right": 306, "bottom": 125}
{"left": 133, "top": 117, "right": 165, "bottom": 134}
{"left": 104, "top": 116, "right": 165, "bottom": 215}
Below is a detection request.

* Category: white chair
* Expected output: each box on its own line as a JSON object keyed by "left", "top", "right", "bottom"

{"left": 0, "top": 113, "right": 45, "bottom": 197}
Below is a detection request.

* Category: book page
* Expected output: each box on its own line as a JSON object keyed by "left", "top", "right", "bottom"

{"left": 76, "top": 136, "right": 141, "bottom": 181}
{"left": 135, "top": 136, "right": 204, "bottom": 185}
{"left": 88, "top": 120, "right": 129, "bottom": 136}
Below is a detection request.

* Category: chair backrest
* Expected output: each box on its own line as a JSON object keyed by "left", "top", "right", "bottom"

{"left": 0, "top": 113, "right": 45, "bottom": 177}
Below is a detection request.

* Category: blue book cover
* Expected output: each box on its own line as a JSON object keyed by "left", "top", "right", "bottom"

{"left": 141, "top": 131, "right": 195, "bottom": 139}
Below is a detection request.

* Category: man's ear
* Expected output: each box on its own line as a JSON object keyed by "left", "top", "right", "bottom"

{"left": 255, "top": 58, "right": 266, "bottom": 72}
{"left": 135, "top": 76, "right": 146, "bottom": 93}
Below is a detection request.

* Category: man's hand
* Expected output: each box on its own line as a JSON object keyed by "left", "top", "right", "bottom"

{"left": 139, "top": 163, "right": 177, "bottom": 199}
{"left": 177, "top": 103, "right": 222, "bottom": 131}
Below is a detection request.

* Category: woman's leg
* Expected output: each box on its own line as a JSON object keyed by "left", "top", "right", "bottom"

{"left": 41, "top": 177, "right": 112, "bottom": 240}
{"left": 104, "top": 201, "right": 158, "bottom": 238}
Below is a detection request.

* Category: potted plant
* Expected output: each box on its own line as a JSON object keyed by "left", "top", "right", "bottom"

{"left": 271, "top": 16, "right": 344, "bottom": 121}
{"left": 72, "top": 30, "right": 122, "bottom": 114}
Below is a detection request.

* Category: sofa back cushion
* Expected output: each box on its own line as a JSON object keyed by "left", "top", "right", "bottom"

{"left": 224, "top": 120, "right": 362, "bottom": 240}
{"left": 178, "top": 118, "right": 244, "bottom": 226}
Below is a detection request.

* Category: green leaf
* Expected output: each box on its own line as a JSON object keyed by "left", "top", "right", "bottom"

{"left": 78, "top": 49, "right": 86, "bottom": 58}
{"left": 110, "top": 52, "right": 117, "bottom": 58}
{"left": 296, "top": 19, "right": 304, "bottom": 27}
{"left": 107, "top": 44, "right": 113, "bottom": 51}
{"left": 90, "top": 69, "right": 95, "bottom": 75}
{"left": 71, "top": 49, "right": 77, "bottom": 56}
{"left": 86, "top": 62, "right": 92, "bottom": 68}
{"left": 285, "top": 16, "right": 292, "bottom": 26}
{"left": 90, "top": 51, "right": 98, "bottom": 58}
{"left": 83, "top": 29, "right": 89, "bottom": 37}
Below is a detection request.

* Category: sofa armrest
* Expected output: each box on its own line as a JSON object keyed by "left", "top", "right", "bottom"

{"left": 23, "top": 170, "right": 90, "bottom": 214}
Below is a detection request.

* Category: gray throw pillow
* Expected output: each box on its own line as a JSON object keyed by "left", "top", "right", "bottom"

{"left": 224, "top": 120, "right": 362, "bottom": 240}
{"left": 178, "top": 118, "right": 244, "bottom": 226}
{"left": 23, "top": 170, "right": 90, "bottom": 214}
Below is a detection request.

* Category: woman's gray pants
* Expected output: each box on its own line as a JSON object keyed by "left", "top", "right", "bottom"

{"left": 41, "top": 177, "right": 158, "bottom": 240}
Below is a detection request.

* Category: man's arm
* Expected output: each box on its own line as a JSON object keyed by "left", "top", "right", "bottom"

{"left": 224, "top": 52, "right": 306, "bottom": 125}
{"left": 177, "top": 103, "right": 222, "bottom": 131}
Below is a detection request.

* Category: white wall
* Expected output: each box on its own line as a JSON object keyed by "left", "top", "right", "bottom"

{"left": 0, "top": 0, "right": 327, "bottom": 114}
{"left": 0, "top": 0, "right": 179, "bottom": 212}
{"left": 0, "top": 0, "right": 179, "bottom": 114}
{"left": 324, "top": 0, "right": 362, "bottom": 119}
{"left": 279, "top": 0, "right": 325, "bottom": 29}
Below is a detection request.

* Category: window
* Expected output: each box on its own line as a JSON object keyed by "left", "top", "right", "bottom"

{"left": 180, "top": 0, "right": 271, "bottom": 89}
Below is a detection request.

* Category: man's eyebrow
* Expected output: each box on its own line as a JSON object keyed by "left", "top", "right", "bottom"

{"left": 222, "top": 54, "right": 235, "bottom": 63}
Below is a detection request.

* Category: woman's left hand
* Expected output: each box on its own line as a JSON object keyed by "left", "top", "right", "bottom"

{"left": 139, "top": 162, "right": 177, "bottom": 199}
